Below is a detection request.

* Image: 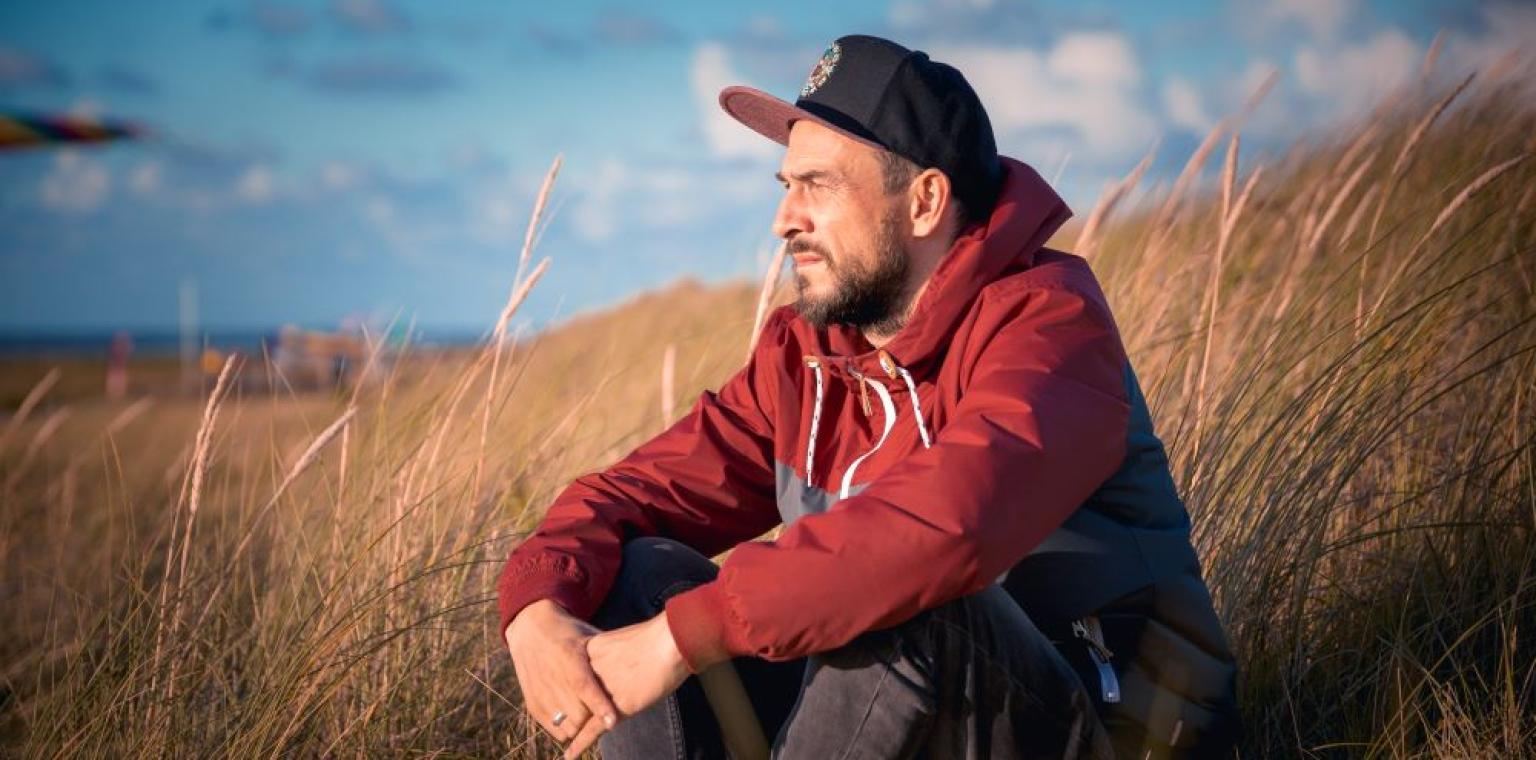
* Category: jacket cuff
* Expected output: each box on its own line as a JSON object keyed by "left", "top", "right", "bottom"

{"left": 664, "top": 581, "right": 737, "bottom": 673}
{"left": 497, "top": 565, "right": 590, "bottom": 637}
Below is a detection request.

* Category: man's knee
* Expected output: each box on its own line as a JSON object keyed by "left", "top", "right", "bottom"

{"left": 920, "top": 585, "right": 1080, "bottom": 684}
{"left": 808, "top": 583, "right": 1075, "bottom": 720}
{"left": 946, "top": 584, "right": 1044, "bottom": 641}
{"left": 812, "top": 585, "right": 1027, "bottom": 665}
{"left": 591, "top": 537, "right": 718, "bottom": 629}
{"left": 794, "top": 586, "right": 1108, "bottom": 758}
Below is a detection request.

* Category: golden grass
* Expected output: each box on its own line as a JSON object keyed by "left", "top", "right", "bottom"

{"left": 1, "top": 70, "right": 1534, "bottom": 757}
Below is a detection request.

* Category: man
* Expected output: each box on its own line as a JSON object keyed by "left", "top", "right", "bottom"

{"left": 500, "top": 34, "right": 1240, "bottom": 759}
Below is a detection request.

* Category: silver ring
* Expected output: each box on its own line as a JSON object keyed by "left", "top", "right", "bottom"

{"left": 551, "top": 710, "right": 567, "bottom": 727}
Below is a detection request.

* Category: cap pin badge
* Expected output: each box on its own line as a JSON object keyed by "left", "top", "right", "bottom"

{"left": 800, "top": 42, "right": 841, "bottom": 98}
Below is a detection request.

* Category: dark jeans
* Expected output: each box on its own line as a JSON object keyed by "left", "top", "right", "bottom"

{"left": 592, "top": 537, "right": 1112, "bottom": 760}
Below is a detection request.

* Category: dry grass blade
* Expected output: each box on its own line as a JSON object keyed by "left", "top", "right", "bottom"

{"left": 1077, "top": 147, "right": 1155, "bottom": 257}
{"left": 0, "top": 367, "right": 60, "bottom": 455}
{"left": 1421, "top": 153, "right": 1529, "bottom": 244}
{"left": 748, "top": 241, "right": 788, "bottom": 361}
{"left": 661, "top": 343, "right": 677, "bottom": 426}
{"left": 104, "top": 398, "right": 153, "bottom": 437}
{"left": 266, "top": 405, "right": 357, "bottom": 516}
{"left": 184, "top": 356, "right": 239, "bottom": 520}
{"left": 1157, "top": 120, "right": 1227, "bottom": 224}
{"left": 1220, "top": 134, "right": 1239, "bottom": 222}
{"left": 1366, "top": 73, "right": 1476, "bottom": 246}
{"left": 190, "top": 403, "right": 357, "bottom": 634}
{"left": 512, "top": 155, "right": 563, "bottom": 301}
{"left": 1232, "top": 67, "right": 1279, "bottom": 130}
{"left": 3, "top": 407, "right": 72, "bottom": 491}
{"left": 490, "top": 258, "right": 551, "bottom": 351}
{"left": 1192, "top": 136, "right": 1262, "bottom": 485}
{"left": 1306, "top": 150, "right": 1377, "bottom": 256}
{"left": 1391, "top": 73, "right": 1475, "bottom": 185}
{"left": 1367, "top": 152, "right": 1529, "bottom": 324}
{"left": 477, "top": 179, "right": 557, "bottom": 495}
{"left": 151, "top": 353, "right": 238, "bottom": 718}
{"left": 1420, "top": 31, "right": 1445, "bottom": 81}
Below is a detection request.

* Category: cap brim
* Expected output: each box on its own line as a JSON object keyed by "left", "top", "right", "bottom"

{"left": 718, "top": 85, "right": 886, "bottom": 152}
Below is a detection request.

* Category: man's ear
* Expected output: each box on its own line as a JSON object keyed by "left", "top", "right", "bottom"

{"left": 908, "top": 168, "right": 953, "bottom": 240}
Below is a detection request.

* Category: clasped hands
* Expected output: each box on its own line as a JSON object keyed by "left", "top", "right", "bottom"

{"left": 504, "top": 599, "right": 692, "bottom": 759}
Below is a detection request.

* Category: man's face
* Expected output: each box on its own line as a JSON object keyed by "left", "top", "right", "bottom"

{"left": 773, "top": 120, "right": 910, "bottom": 331}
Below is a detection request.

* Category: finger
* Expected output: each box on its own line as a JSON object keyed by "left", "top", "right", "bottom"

{"left": 562, "top": 711, "right": 609, "bottom": 760}
{"left": 511, "top": 661, "right": 558, "bottom": 737}
{"left": 573, "top": 660, "right": 621, "bottom": 726}
{"left": 526, "top": 691, "right": 574, "bottom": 743}
{"left": 551, "top": 702, "right": 590, "bottom": 743}
{"left": 520, "top": 693, "right": 551, "bottom": 736}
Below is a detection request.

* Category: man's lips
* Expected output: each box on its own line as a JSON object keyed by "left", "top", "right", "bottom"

{"left": 791, "top": 253, "right": 823, "bottom": 266}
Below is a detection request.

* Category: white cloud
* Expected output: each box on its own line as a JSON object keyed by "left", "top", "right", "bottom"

{"left": 935, "top": 32, "right": 1158, "bottom": 161}
{"left": 742, "top": 14, "right": 782, "bottom": 38}
{"left": 320, "top": 160, "right": 361, "bottom": 190}
{"left": 1047, "top": 32, "right": 1140, "bottom": 88}
{"left": 1234, "top": 59, "right": 1280, "bottom": 102}
{"left": 569, "top": 157, "right": 772, "bottom": 244}
{"left": 1162, "top": 76, "right": 1216, "bottom": 134}
{"left": 690, "top": 42, "right": 776, "bottom": 160}
{"left": 1220, "top": 58, "right": 1292, "bottom": 140}
{"left": 235, "top": 165, "right": 275, "bottom": 203}
{"left": 889, "top": 1, "right": 923, "bottom": 27}
{"left": 570, "top": 159, "right": 625, "bottom": 242}
{"left": 1262, "top": 0, "right": 1360, "bottom": 41}
{"left": 128, "top": 161, "right": 162, "bottom": 195}
{"left": 1295, "top": 28, "right": 1419, "bottom": 113}
{"left": 1443, "top": 2, "right": 1536, "bottom": 80}
{"left": 477, "top": 194, "right": 517, "bottom": 231}
{"left": 40, "top": 150, "right": 111, "bottom": 213}
{"left": 365, "top": 196, "right": 394, "bottom": 225}
{"left": 66, "top": 97, "right": 105, "bottom": 120}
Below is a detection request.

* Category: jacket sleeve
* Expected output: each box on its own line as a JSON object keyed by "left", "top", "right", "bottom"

{"left": 664, "top": 283, "right": 1131, "bottom": 670}
{"left": 495, "top": 309, "right": 790, "bottom": 635}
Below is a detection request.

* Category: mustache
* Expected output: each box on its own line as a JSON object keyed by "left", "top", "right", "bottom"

{"left": 786, "top": 237, "right": 828, "bottom": 258}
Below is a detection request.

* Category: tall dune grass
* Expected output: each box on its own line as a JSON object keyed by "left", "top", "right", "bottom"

{"left": 1, "top": 72, "right": 1533, "bottom": 757}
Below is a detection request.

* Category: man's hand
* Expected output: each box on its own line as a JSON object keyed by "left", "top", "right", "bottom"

{"left": 575, "top": 613, "right": 692, "bottom": 755}
{"left": 503, "top": 599, "right": 619, "bottom": 755}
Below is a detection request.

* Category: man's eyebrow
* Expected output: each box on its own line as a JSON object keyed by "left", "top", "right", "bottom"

{"left": 774, "top": 169, "right": 831, "bottom": 184}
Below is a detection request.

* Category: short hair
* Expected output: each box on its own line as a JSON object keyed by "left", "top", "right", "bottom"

{"left": 874, "top": 148, "right": 977, "bottom": 235}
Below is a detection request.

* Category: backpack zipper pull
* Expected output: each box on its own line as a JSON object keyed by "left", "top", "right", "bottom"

{"left": 1072, "top": 617, "right": 1121, "bottom": 704}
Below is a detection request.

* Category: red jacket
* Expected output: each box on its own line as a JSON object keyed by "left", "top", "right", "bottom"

{"left": 497, "top": 156, "right": 1134, "bottom": 671}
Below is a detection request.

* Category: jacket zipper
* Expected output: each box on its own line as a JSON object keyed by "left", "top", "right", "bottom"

{"left": 1071, "top": 616, "right": 1121, "bottom": 703}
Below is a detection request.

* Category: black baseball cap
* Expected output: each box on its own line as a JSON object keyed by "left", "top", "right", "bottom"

{"left": 720, "top": 34, "right": 1004, "bottom": 216}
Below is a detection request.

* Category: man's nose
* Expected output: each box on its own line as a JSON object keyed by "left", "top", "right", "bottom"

{"left": 771, "top": 189, "right": 810, "bottom": 241}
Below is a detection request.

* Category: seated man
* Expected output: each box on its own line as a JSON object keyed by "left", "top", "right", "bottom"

{"left": 499, "top": 34, "right": 1240, "bottom": 760}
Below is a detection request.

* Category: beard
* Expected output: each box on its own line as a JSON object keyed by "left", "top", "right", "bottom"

{"left": 792, "top": 205, "right": 911, "bottom": 334}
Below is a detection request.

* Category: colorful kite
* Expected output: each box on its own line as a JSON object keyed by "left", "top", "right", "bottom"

{"left": 0, "top": 112, "right": 143, "bottom": 150}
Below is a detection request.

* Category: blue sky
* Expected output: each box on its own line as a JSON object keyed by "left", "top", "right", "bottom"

{"left": 0, "top": 0, "right": 1528, "bottom": 333}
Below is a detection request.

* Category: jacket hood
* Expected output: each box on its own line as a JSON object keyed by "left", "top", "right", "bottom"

{"left": 797, "top": 155, "right": 1072, "bottom": 380}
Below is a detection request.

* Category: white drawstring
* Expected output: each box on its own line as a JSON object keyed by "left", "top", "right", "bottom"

{"left": 840, "top": 374, "right": 896, "bottom": 499}
{"left": 804, "top": 359, "right": 824, "bottom": 488}
{"left": 895, "top": 366, "right": 932, "bottom": 449}
{"left": 801, "top": 356, "right": 930, "bottom": 495}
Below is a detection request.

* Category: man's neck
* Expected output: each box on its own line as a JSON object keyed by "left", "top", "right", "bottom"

{"left": 861, "top": 235, "right": 951, "bottom": 349}
{"left": 861, "top": 276, "right": 933, "bottom": 349}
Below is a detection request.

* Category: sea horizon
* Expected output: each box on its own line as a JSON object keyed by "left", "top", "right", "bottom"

{"left": 0, "top": 327, "right": 493, "bottom": 356}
